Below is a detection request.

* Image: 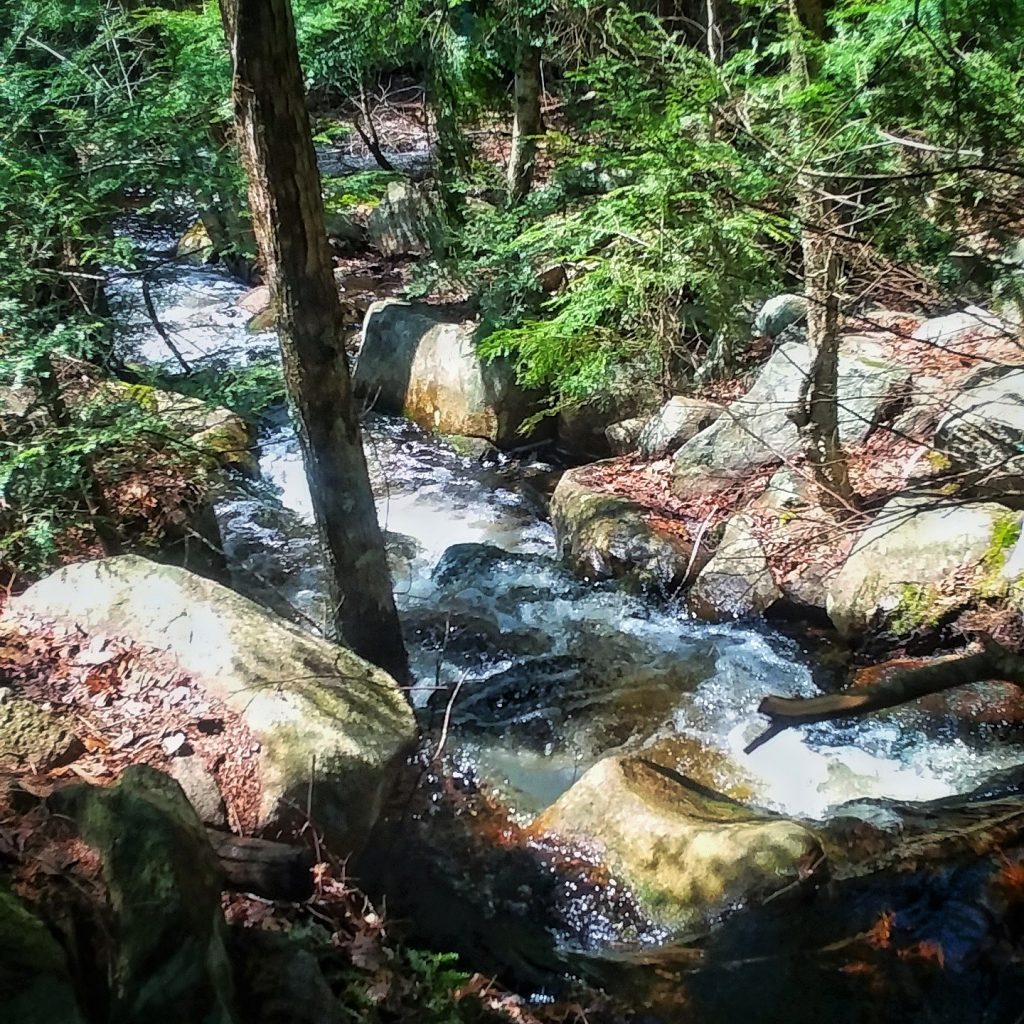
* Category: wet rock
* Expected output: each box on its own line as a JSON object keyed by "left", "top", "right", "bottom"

{"left": 638, "top": 397, "right": 723, "bottom": 458}
{"left": 7, "top": 556, "right": 416, "bottom": 853}
{"left": 672, "top": 339, "right": 909, "bottom": 498}
{"left": 176, "top": 218, "right": 214, "bottom": 262}
{"left": 753, "top": 293, "right": 807, "bottom": 339}
{"left": 384, "top": 530, "right": 425, "bottom": 583}
{"left": 689, "top": 513, "right": 781, "bottom": 618}
{"left": 432, "top": 542, "right": 554, "bottom": 590}
{"left": 54, "top": 766, "right": 235, "bottom": 1024}
{"left": 353, "top": 300, "right": 540, "bottom": 447}
{"left": 826, "top": 495, "right": 1023, "bottom": 638}
{"left": 550, "top": 467, "right": 709, "bottom": 593}
{"left": 605, "top": 416, "right": 648, "bottom": 456}
{"left": 534, "top": 755, "right": 823, "bottom": 933}
{"left": 936, "top": 365, "right": 1024, "bottom": 501}
{"left": 402, "top": 607, "right": 549, "bottom": 664}
{"left": 366, "top": 180, "right": 440, "bottom": 257}
{"left": 168, "top": 755, "right": 228, "bottom": 827}
{"left": 0, "top": 882, "right": 86, "bottom": 1024}
{"left": 0, "top": 690, "right": 82, "bottom": 771}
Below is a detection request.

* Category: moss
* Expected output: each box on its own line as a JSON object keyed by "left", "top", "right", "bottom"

{"left": 890, "top": 583, "right": 943, "bottom": 634}
{"left": 925, "top": 449, "right": 952, "bottom": 471}
{"left": 976, "top": 511, "right": 1024, "bottom": 598}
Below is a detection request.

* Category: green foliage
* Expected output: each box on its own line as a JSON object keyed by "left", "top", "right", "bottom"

{"left": 323, "top": 170, "right": 404, "bottom": 210}
{"left": 141, "top": 359, "right": 286, "bottom": 421}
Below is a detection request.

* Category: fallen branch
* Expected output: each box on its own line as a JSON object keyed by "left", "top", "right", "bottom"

{"left": 744, "top": 636, "right": 1024, "bottom": 754}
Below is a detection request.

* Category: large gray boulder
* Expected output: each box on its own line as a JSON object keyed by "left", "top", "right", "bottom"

{"left": 550, "top": 467, "right": 709, "bottom": 593}
{"left": 533, "top": 756, "right": 823, "bottom": 933}
{"left": 912, "top": 306, "right": 1010, "bottom": 346}
{"left": 366, "top": 181, "right": 439, "bottom": 257}
{"left": 672, "top": 339, "right": 909, "bottom": 498}
{"left": 5, "top": 556, "right": 416, "bottom": 852}
{"left": 353, "top": 300, "right": 540, "bottom": 447}
{"left": 935, "top": 366, "right": 1024, "bottom": 499}
{"left": 689, "top": 513, "right": 781, "bottom": 618}
{"left": 826, "top": 496, "right": 1023, "bottom": 637}
{"left": 638, "top": 396, "right": 723, "bottom": 458}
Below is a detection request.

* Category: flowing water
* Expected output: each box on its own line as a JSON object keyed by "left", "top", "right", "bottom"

{"left": 108, "top": 216, "right": 1024, "bottom": 825}
{"left": 109, "top": 219, "right": 1024, "bottom": 1014}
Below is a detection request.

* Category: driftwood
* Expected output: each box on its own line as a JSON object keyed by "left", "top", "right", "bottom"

{"left": 205, "top": 828, "right": 315, "bottom": 901}
{"left": 745, "top": 636, "right": 1024, "bottom": 754}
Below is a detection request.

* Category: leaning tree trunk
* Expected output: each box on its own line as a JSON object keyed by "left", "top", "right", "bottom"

{"left": 507, "top": 41, "right": 543, "bottom": 204}
{"left": 219, "top": 0, "right": 409, "bottom": 684}
{"left": 788, "top": 0, "right": 852, "bottom": 511}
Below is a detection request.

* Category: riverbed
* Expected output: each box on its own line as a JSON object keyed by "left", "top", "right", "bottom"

{"left": 108, "top": 214, "right": 1024, "bottom": 1019}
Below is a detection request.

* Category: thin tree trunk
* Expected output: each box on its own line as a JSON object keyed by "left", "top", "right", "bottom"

{"left": 219, "top": 0, "right": 409, "bottom": 684}
{"left": 788, "top": 0, "right": 852, "bottom": 510}
{"left": 507, "top": 41, "right": 543, "bottom": 204}
{"left": 705, "top": 0, "right": 722, "bottom": 65}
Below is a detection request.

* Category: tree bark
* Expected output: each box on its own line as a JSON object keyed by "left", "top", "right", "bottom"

{"left": 507, "top": 41, "right": 543, "bottom": 204}
{"left": 788, "top": 0, "right": 852, "bottom": 511}
{"left": 219, "top": 0, "right": 409, "bottom": 684}
{"left": 745, "top": 637, "right": 1024, "bottom": 753}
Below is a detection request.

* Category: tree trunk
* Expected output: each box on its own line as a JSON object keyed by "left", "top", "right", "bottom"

{"left": 788, "top": 0, "right": 852, "bottom": 511}
{"left": 507, "top": 41, "right": 543, "bottom": 204}
{"left": 219, "top": 0, "right": 409, "bottom": 684}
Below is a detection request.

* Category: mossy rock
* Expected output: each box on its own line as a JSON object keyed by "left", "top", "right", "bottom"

{"left": 0, "top": 883, "right": 85, "bottom": 1024}
{"left": 827, "top": 496, "right": 1024, "bottom": 638}
{"left": 0, "top": 693, "right": 82, "bottom": 771}
{"left": 533, "top": 756, "right": 823, "bottom": 934}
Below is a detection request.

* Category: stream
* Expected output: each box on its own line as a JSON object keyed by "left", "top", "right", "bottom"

{"left": 109, "top": 215, "right": 1024, "bottom": 1018}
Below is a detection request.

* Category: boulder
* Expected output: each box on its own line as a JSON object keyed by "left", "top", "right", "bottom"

{"left": 176, "top": 219, "right": 214, "bottom": 262}
{"left": 237, "top": 285, "right": 271, "bottom": 316}
{"left": 0, "top": 882, "right": 86, "bottom": 1024}
{"left": 167, "top": 755, "right": 228, "bottom": 828}
{"left": 689, "top": 513, "right": 781, "bottom": 618}
{"left": 6, "top": 557, "right": 416, "bottom": 851}
{"left": 0, "top": 691, "right": 82, "bottom": 771}
{"left": 533, "top": 756, "right": 823, "bottom": 932}
{"left": 604, "top": 416, "right": 648, "bottom": 456}
{"left": 366, "top": 181, "right": 439, "bottom": 257}
{"left": 323, "top": 207, "right": 369, "bottom": 250}
{"left": 753, "top": 293, "right": 807, "bottom": 339}
{"left": 113, "top": 384, "right": 258, "bottom": 477}
{"left": 935, "top": 365, "right": 1024, "bottom": 500}
{"left": 672, "top": 339, "right": 909, "bottom": 498}
{"left": 550, "top": 467, "right": 708, "bottom": 593}
{"left": 353, "top": 300, "right": 540, "bottom": 447}
{"left": 911, "top": 306, "right": 1010, "bottom": 346}
{"left": 826, "top": 496, "right": 1023, "bottom": 638}
{"left": 55, "top": 766, "right": 236, "bottom": 1024}
{"left": 556, "top": 386, "right": 661, "bottom": 459}
{"left": 638, "top": 397, "right": 723, "bottom": 458}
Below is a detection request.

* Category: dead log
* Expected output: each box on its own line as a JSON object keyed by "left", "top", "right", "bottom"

{"left": 744, "top": 637, "right": 1024, "bottom": 754}
{"left": 205, "top": 828, "right": 315, "bottom": 901}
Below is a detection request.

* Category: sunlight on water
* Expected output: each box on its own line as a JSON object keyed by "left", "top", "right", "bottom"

{"left": 113, "top": 232, "right": 1024, "bottom": 825}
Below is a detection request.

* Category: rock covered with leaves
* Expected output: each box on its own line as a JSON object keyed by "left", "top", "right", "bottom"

{"left": 6, "top": 556, "right": 417, "bottom": 852}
